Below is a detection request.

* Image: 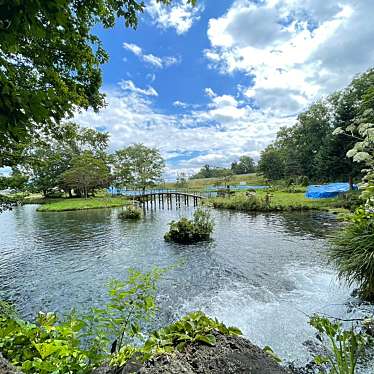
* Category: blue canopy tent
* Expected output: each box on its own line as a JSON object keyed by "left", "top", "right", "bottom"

{"left": 305, "top": 182, "right": 358, "bottom": 199}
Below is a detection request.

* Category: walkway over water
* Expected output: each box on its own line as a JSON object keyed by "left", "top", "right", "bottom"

{"left": 133, "top": 190, "right": 205, "bottom": 209}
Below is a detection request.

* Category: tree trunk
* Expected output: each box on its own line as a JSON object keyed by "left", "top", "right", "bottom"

{"left": 349, "top": 175, "right": 353, "bottom": 190}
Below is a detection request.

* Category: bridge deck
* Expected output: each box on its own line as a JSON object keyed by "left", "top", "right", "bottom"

{"left": 134, "top": 192, "right": 205, "bottom": 199}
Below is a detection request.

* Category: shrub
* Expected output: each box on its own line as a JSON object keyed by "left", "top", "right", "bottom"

{"left": 309, "top": 314, "right": 367, "bottom": 374}
{"left": 332, "top": 191, "right": 362, "bottom": 212}
{"left": 118, "top": 205, "right": 142, "bottom": 220}
{"left": 329, "top": 207, "right": 374, "bottom": 300}
{"left": 211, "top": 193, "right": 275, "bottom": 211}
{"left": 164, "top": 208, "right": 214, "bottom": 244}
{"left": 298, "top": 175, "right": 309, "bottom": 187}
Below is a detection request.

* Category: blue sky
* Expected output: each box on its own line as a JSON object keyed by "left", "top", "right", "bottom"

{"left": 72, "top": 0, "right": 374, "bottom": 180}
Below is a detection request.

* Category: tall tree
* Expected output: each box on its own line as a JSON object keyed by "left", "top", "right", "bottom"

{"left": 0, "top": 0, "right": 196, "bottom": 167}
{"left": 231, "top": 156, "right": 255, "bottom": 175}
{"left": 257, "top": 146, "right": 284, "bottom": 180}
{"left": 113, "top": 144, "right": 165, "bottom": 191}
{"left": 62, "top": 151, "right": 111, "bottom": 198}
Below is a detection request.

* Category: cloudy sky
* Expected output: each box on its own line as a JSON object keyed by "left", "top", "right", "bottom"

{"left": 75, "top": 0, "right": 374, "bottom": 180}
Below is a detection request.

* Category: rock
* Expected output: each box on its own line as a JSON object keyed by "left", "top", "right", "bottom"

{"left": 96, "top": 332, "right": 290, "bottom": 374}
{"left": 0, "top": 354, "right": 23, "bottom": 374}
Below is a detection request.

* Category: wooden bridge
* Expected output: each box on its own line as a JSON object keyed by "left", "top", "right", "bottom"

{"left": 133, "top": 190, "right": 205, "bottom": 209}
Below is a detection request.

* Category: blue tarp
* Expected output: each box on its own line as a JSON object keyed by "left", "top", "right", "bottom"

{"left": 305, "top": 183, "right": 357, "bottom": 199}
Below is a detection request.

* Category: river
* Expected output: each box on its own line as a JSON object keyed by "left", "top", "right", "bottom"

{"left": 0, "top": 204, "right": 372, "bottom": 368}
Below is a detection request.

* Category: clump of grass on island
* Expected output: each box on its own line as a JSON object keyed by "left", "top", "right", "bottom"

{"left": 164, "top": 208, "right": 214, "bottom": 244}
{"left": 36, "top": 197, "right": 130, "bottom": 212}
{"left": 118, "top": 205, "right": 142, "bottom": 220}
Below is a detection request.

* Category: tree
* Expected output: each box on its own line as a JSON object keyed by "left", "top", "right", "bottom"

{"left": 62, "top": 151, "right": 111, "bottom": 198}
{"left": 0, "top": 0, "right": 196, "bottom": 167}
{"left": 24, "top": 123, "right": 109, "bottom": 196}
{"left": 257, "top": 147, "right": 284, "bottom": 180}
{"left": 231, "top": 156, "right": 255, "bottom": 175}
{"left": 190, "top": 165, "right": 233, "bottom": 179}
{"left": 0, "top": 169, "right": 28, "bottom": 191}
{"left": 113, "top": 144, "right": 165, "bottom": 191}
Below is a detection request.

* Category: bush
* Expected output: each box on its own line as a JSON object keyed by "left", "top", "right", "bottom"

{"left": 295, "top": 175, "right": 309, "bottom": 187}
{"left": 164, "top": 208, "right": 214, "bottom": 244}
{"left": 118, "top": 205, "right": 142, "bottom": 220}
{"left": 210, "top": 193, "right": 274, "bottom": 211}
{"left": 332, "top": 190, "right": 362, "bottom": 212}
{"left": 329, "top": 207, "right": 374, "bottom": 300}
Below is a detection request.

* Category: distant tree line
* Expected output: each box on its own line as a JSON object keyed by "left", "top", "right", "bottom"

{"left": 191, "top": 156, "right": 256, "bottom": 179}
{"left": 0, "top": 122, "right": 164, "bottom": 198}
{"left": 257, "top": 69, "right": 374, "bottom": 182}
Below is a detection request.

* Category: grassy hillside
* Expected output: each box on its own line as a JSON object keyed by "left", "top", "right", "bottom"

{"left": 163, "top": 173, "right": 267, "bottom": 190}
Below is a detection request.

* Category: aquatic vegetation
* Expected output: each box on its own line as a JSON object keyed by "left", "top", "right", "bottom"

{"left": 164, "top": 208, "right": 214, "bottom": 244}
{"left": 118, "top": 205, "right": 142, "bottom": 220}
{"left": 309, "top": 315, "right": 368, "bottom": 374}
{"left": 329, "top": 207, "right": 374, "bottom": 300}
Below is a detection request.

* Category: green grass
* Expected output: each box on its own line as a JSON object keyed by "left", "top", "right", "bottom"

{"left": 36, "top": 197, "right": 130, "bottom": 212}
{"left": 161, "top": 173, "right": 267, "bottom": 191}
{"left": 207, "top": 190, "right": 342, "bottom": 212}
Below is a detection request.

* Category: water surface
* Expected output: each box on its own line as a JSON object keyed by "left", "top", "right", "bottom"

{"left": 0, "top": 205, "right": 370, "bottom": 366}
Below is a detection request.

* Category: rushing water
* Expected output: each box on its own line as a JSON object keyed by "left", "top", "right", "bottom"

{"left": 0, "top": 204, "right": 372, "bottom": 368}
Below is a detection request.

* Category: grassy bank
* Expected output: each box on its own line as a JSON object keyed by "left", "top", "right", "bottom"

{"left": 162, "top": 173, "right": 267, "bottom": 190}
{"left": 36, "top": 197, "right": 130, "bottom": 212}
{"left": 206, "top": 190, "right": 345, "bottom": 213}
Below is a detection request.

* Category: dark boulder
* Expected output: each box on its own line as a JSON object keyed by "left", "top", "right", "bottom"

{"left": 94, "top": 332, "right": 290, "bottom": 374}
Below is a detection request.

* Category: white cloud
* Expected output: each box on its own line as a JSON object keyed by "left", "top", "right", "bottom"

{"left": 119, "top": 80, "right": 158, "bottom": 97}
{"left": 75, "top": 83, "right": 290, "bottom": 178}
{"left": 146, "top": 0, "right": 203, "bottom": 35}
{"left": 173, "top": 100, "right": 189, "bottom": 108}
{"left": 205, "top": 0, "right": 374, "bottom": 116}
{"left": 123, "top": 42, "right": 180, "bottom": 69}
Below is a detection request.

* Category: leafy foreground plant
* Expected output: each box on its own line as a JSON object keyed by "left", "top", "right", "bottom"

{"left": 309, "top": 315, "right": 368, "bottom": 374}
{"left": 111, "top": 311, "right": 242, "bottom": 367}
{"left": 0, "top": 268, "right": 163, "bottom": 373}
{"left": 164, "top": 208, "right": 215, "bottom": 244}
{"left": 329, "top": 207, "right": 374, "bottom": 300}
{"left": 118, "top": 205, "right": 142, "bottom": 220}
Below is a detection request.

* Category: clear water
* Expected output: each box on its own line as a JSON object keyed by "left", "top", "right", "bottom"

{"left": 0, "top": 205, "right": 372, "bottom": 368}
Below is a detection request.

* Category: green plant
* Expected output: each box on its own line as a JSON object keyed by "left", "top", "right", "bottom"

{"left": 164, "top": 208, "right": 214, "bottom": 244}
{"left": 0, "top": 268, "right": 163, "bottom": 373}
{"left": 329, "top": 208, "right": 374, "bottom": 300}
{"left": 110, "top": 311, "right": 242, "bottom": 367}
{"left": 0, "top": 309, "right": 91, "bottom": 374}
{"left": 143, "top": 311, "right": 241, "bottom": 356}
{"left": 309, "top": 315, "right": 367, "bottom": 374}
{"left": 332, "top": 191, "right": 362, "bottom": 212}
{"left": 118, "top": 205, "right": 142, "bottom": 220}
